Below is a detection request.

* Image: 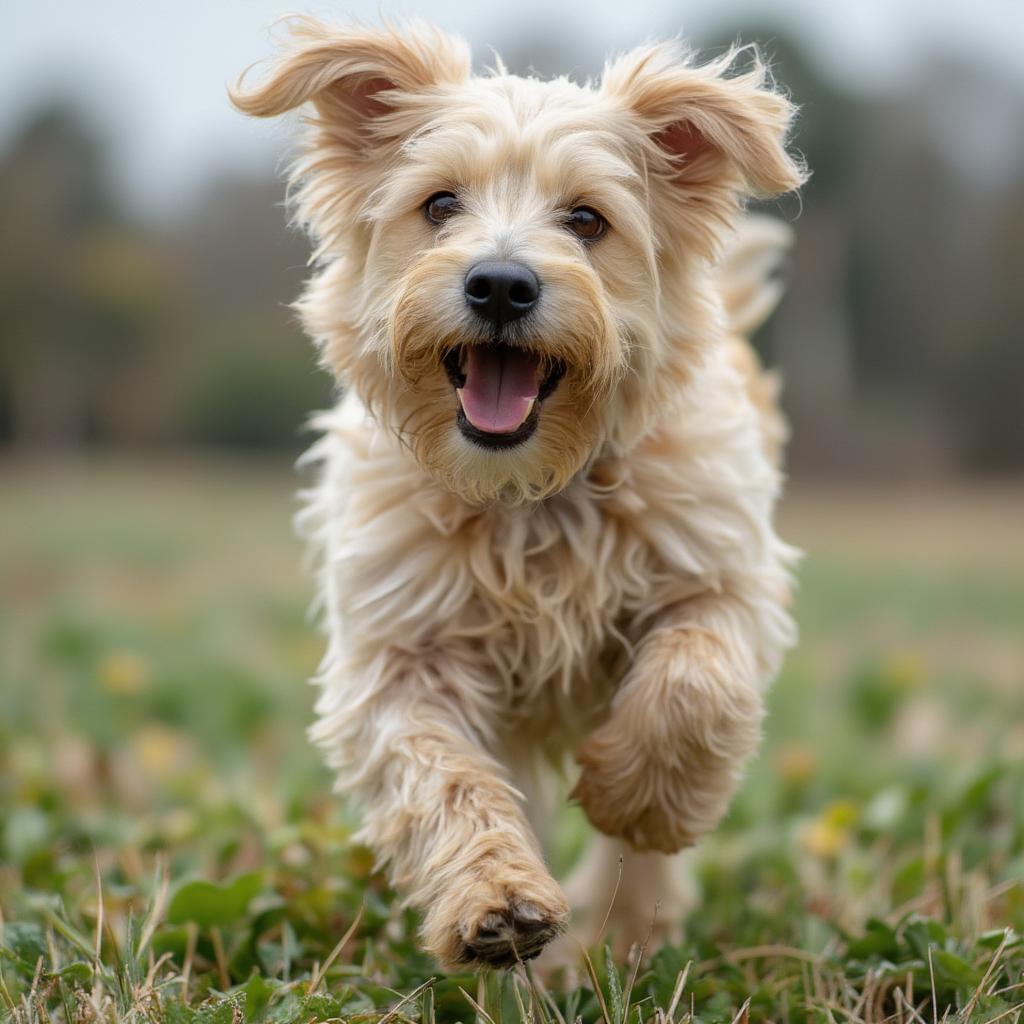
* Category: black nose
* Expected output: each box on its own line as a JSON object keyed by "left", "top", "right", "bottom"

{"left": 464, "top": 261, "right": 540, "bottom": 325}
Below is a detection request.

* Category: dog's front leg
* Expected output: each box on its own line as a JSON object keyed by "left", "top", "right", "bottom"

{"left": 319, "top": 682, "right": 568, "bottom": 969}
{"left": 572, "top": 593, "right": 771, "bottom": 853}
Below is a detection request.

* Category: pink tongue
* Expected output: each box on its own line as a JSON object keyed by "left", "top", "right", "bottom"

{"left": 458, "top": 346, "right": 541, "bottom": 434}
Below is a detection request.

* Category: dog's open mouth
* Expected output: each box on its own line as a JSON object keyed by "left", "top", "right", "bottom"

{"left": 442, "top": 343, "right": 565, "bottom": 449}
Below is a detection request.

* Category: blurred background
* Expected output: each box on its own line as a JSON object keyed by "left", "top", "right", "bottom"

{"left": 1, "top": 1, "right": 1023, "bottom": 1014}
{"left": 3, "top": 0, "right": 1024, "bottom": 470}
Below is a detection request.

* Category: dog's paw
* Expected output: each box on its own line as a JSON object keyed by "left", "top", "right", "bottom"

{"left": 572, "top": 728, "right": 701, "bottom": 854}
{"left": 423, "top": 858, "right": 569, "bottom": 970}
{"left": 572, "top": 629, "right": 764, "bottom": 854}
{"left": 459, "top": 896, "right": 565, "bottom": 967}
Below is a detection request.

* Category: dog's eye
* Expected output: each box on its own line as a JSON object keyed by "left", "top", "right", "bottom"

{"left": 566, "top": 206, "right": 606, "bottom": 241}
{"left": 424, "top": 192, "right": 460, "bottom": 224}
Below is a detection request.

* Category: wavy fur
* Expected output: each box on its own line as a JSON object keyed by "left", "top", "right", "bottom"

{"left": 233, "top": 19, "right": 805, "bottom": 968}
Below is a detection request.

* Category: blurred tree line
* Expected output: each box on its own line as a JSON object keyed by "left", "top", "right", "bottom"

{"left": 1, "top": 27, "right": 1021, "bottom": 474}
{"left": 0, "top": 104, "right": 328, "bottom": 454}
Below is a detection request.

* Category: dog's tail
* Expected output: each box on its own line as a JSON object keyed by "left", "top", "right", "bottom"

{"left": 719, "top": 215, "right": 794, "bottom": 336}
{"left": 717, "top": 215, "right": 795, "bottom": 467}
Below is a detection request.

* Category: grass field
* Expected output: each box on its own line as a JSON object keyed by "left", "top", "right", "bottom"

{"left": 1, "top": 457, "right": 1023, "bottom": 1023}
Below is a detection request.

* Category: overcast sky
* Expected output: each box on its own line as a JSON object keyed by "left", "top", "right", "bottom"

{"left": 5, "top": 0, "right": 1023, "bottom": 219}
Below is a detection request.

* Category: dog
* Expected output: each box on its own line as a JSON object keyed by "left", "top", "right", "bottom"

{"left": 232, "top": 20, "right": 805, "bottom": 970}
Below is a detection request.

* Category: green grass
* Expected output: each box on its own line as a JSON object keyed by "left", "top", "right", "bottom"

{"left": 2, "top": 459, "right": 1023, "bottom": 1023}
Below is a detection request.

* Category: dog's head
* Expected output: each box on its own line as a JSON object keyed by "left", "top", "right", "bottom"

{"left": 233, "top": 21, "right": 804, "bottom": 503}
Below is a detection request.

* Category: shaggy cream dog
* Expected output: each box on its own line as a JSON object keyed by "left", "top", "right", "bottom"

{"left": 232, "top": 20, "right": 805, "bottom": 970}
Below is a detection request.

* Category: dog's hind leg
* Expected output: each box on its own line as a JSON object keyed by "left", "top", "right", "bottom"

{"left": 563, "top": 835, "right": 695, "bottom": 957}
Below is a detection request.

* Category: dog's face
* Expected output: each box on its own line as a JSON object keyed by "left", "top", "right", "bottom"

{"left": 233, "top": 22, "right": 803, "bottom": 503}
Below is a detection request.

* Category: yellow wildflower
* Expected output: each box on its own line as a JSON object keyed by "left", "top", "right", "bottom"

{"left": 801, "top": 799, "right": 859, "bottom": 858}
{"left": 98, "top": 651, "right": 150, "bottom": 695}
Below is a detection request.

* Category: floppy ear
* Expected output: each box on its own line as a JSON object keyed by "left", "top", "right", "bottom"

{"left": 230, "top": 18, "right": 470, "bottom": 144}
{"left": 601, "top": 42, "right": 806, "bottom": 198}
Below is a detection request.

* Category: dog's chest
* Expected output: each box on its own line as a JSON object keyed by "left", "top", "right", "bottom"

{"left": 320, "top": 424, "right": 715, "bottom": 729}
{"left": 450, "top": 491, "right": 655, "bottom": 726}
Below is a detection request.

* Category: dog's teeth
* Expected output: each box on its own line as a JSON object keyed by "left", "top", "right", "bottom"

{"left": 519, "top": 399, "right": 535, "bottom": 426}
